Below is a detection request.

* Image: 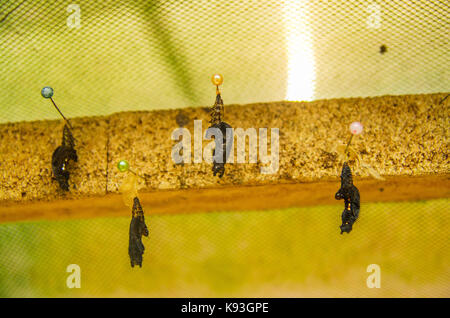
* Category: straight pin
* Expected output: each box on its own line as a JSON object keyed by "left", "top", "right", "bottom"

{"left": 117, "top": 160, "right": 147, "bottom": 181}
{"left": 345, "top": 122, "right": 363, "bottom": 157}
{"left": 41, "top": 86, "right": 73, "bottom": 129}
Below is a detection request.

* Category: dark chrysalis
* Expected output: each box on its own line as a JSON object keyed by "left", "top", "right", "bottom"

{"left": 129, "top": 197, "right": 149, "bottom": 268}
{"left": 52, "top": 123, "right": 78, "bottom": 191}
{"left": 209, "top": 75, "right": 233, "bottom": 178}
{"left": 210, "top": 121, "right": 232, "bottom": 178}
{"left": 335, "top": 162, "right": 360, "bottom": 234}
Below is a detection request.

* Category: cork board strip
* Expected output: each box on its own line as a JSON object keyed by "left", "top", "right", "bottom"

{"left": 0, "top": 93, "right": 449, "bottom": 204}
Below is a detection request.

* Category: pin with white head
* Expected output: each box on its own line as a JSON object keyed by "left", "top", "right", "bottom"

{"left": 344, "top": 121, "right": 363, "bottom": 156}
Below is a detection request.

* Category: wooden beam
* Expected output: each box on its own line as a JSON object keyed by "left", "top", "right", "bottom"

{"left": 0, "top": 175, "right": 448, "bottom": 224}
{"left": 0, "top": 93, "right": 448, "bottom": 223}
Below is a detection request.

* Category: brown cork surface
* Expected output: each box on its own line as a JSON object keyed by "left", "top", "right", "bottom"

{"left": 0, "top": 116, "right": 108, "bottom": 201}
{"left": 0, "top": 93, "right": 449, "bottom": 210}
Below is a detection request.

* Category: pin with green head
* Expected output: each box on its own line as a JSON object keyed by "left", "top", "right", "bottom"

{"left": 117, "top": 160, "right": 130, "bottom": 172}
{"left": 117, "top": 160, "right": 147, "bottom": 180}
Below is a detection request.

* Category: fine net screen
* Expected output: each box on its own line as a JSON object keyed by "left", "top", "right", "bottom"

{"left": 0, "top": 0, "right": 448, "bottom": 123}
{"left": 0, "top": 0, "right": 449, "bottom": 298}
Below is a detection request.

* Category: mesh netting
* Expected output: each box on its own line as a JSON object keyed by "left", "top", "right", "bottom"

{"left": 0, "top": 0, "right": 449, "bottom": 297}
{"left": 0, "top": 0, "right": 448, "bottom": 123}
{"left": 0, "top": 199, "right": 449, "bottom": 297}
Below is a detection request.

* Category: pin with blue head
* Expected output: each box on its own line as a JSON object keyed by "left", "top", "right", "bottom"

{"left": 41, "top": 86, "right": 54, "bottom": 99}
{"left": 41, "top": 86, "right": 72, "bottom": 129}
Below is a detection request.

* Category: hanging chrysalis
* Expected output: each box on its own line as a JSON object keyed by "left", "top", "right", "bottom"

{"left": 335, "top": 122, "right": 362, "bottom": 234}
{"left": 208, "top": 74, "right": 233, "bottom": 178}
{"left": 129, "top": 196, "right": 149, "bottom": 268}
{"left": 335, "top": 162, "right": 360, "bottom": 234}
{"left": 117, "top": 160, "right": 149, "bottom": 267}
{"left": 41, "top": 86, "right": 78, "bottom": 191}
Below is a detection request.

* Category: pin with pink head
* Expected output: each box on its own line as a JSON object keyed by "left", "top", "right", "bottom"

{"left": 349, "top": 121, "right": 363, "bottom": 135}
{"left": 345, "top": 121, "right": 363, "bottom": 155}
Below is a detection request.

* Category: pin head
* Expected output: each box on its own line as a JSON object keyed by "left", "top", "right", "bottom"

{"left": 117, "top": 160, "right": 130, "bottom": 172}
{"left": 349, "top": 121, "right": 363, "bottom": 135}
{"left": 211, "top": 74, "right": 223, "bottom": 86}
{"left": 41, "top": 86, "right": 54, "bottom": 99}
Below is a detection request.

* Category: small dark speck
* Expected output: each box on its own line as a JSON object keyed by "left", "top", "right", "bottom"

{"left": 21, "top": 192, "right": 26, "bottom": 197}
{"left": 175, "top": 112, "right": 189, "bottom": 127}
{"left": 379, "top": 45, "right": 387, "bottom": 54}
{"left": 379, "top": 188, "right": 384, "bottom": 192}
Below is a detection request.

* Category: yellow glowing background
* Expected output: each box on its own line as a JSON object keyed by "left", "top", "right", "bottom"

{"left": 0, "top": 0, "right": 449, "bottom": 298}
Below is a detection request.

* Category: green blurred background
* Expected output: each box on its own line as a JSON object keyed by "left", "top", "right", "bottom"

{"left": 0, "top": 0, "right": 449, "bottom": 297}
{"left": 0, "top": 199, "right": 449, "bottom": 297}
